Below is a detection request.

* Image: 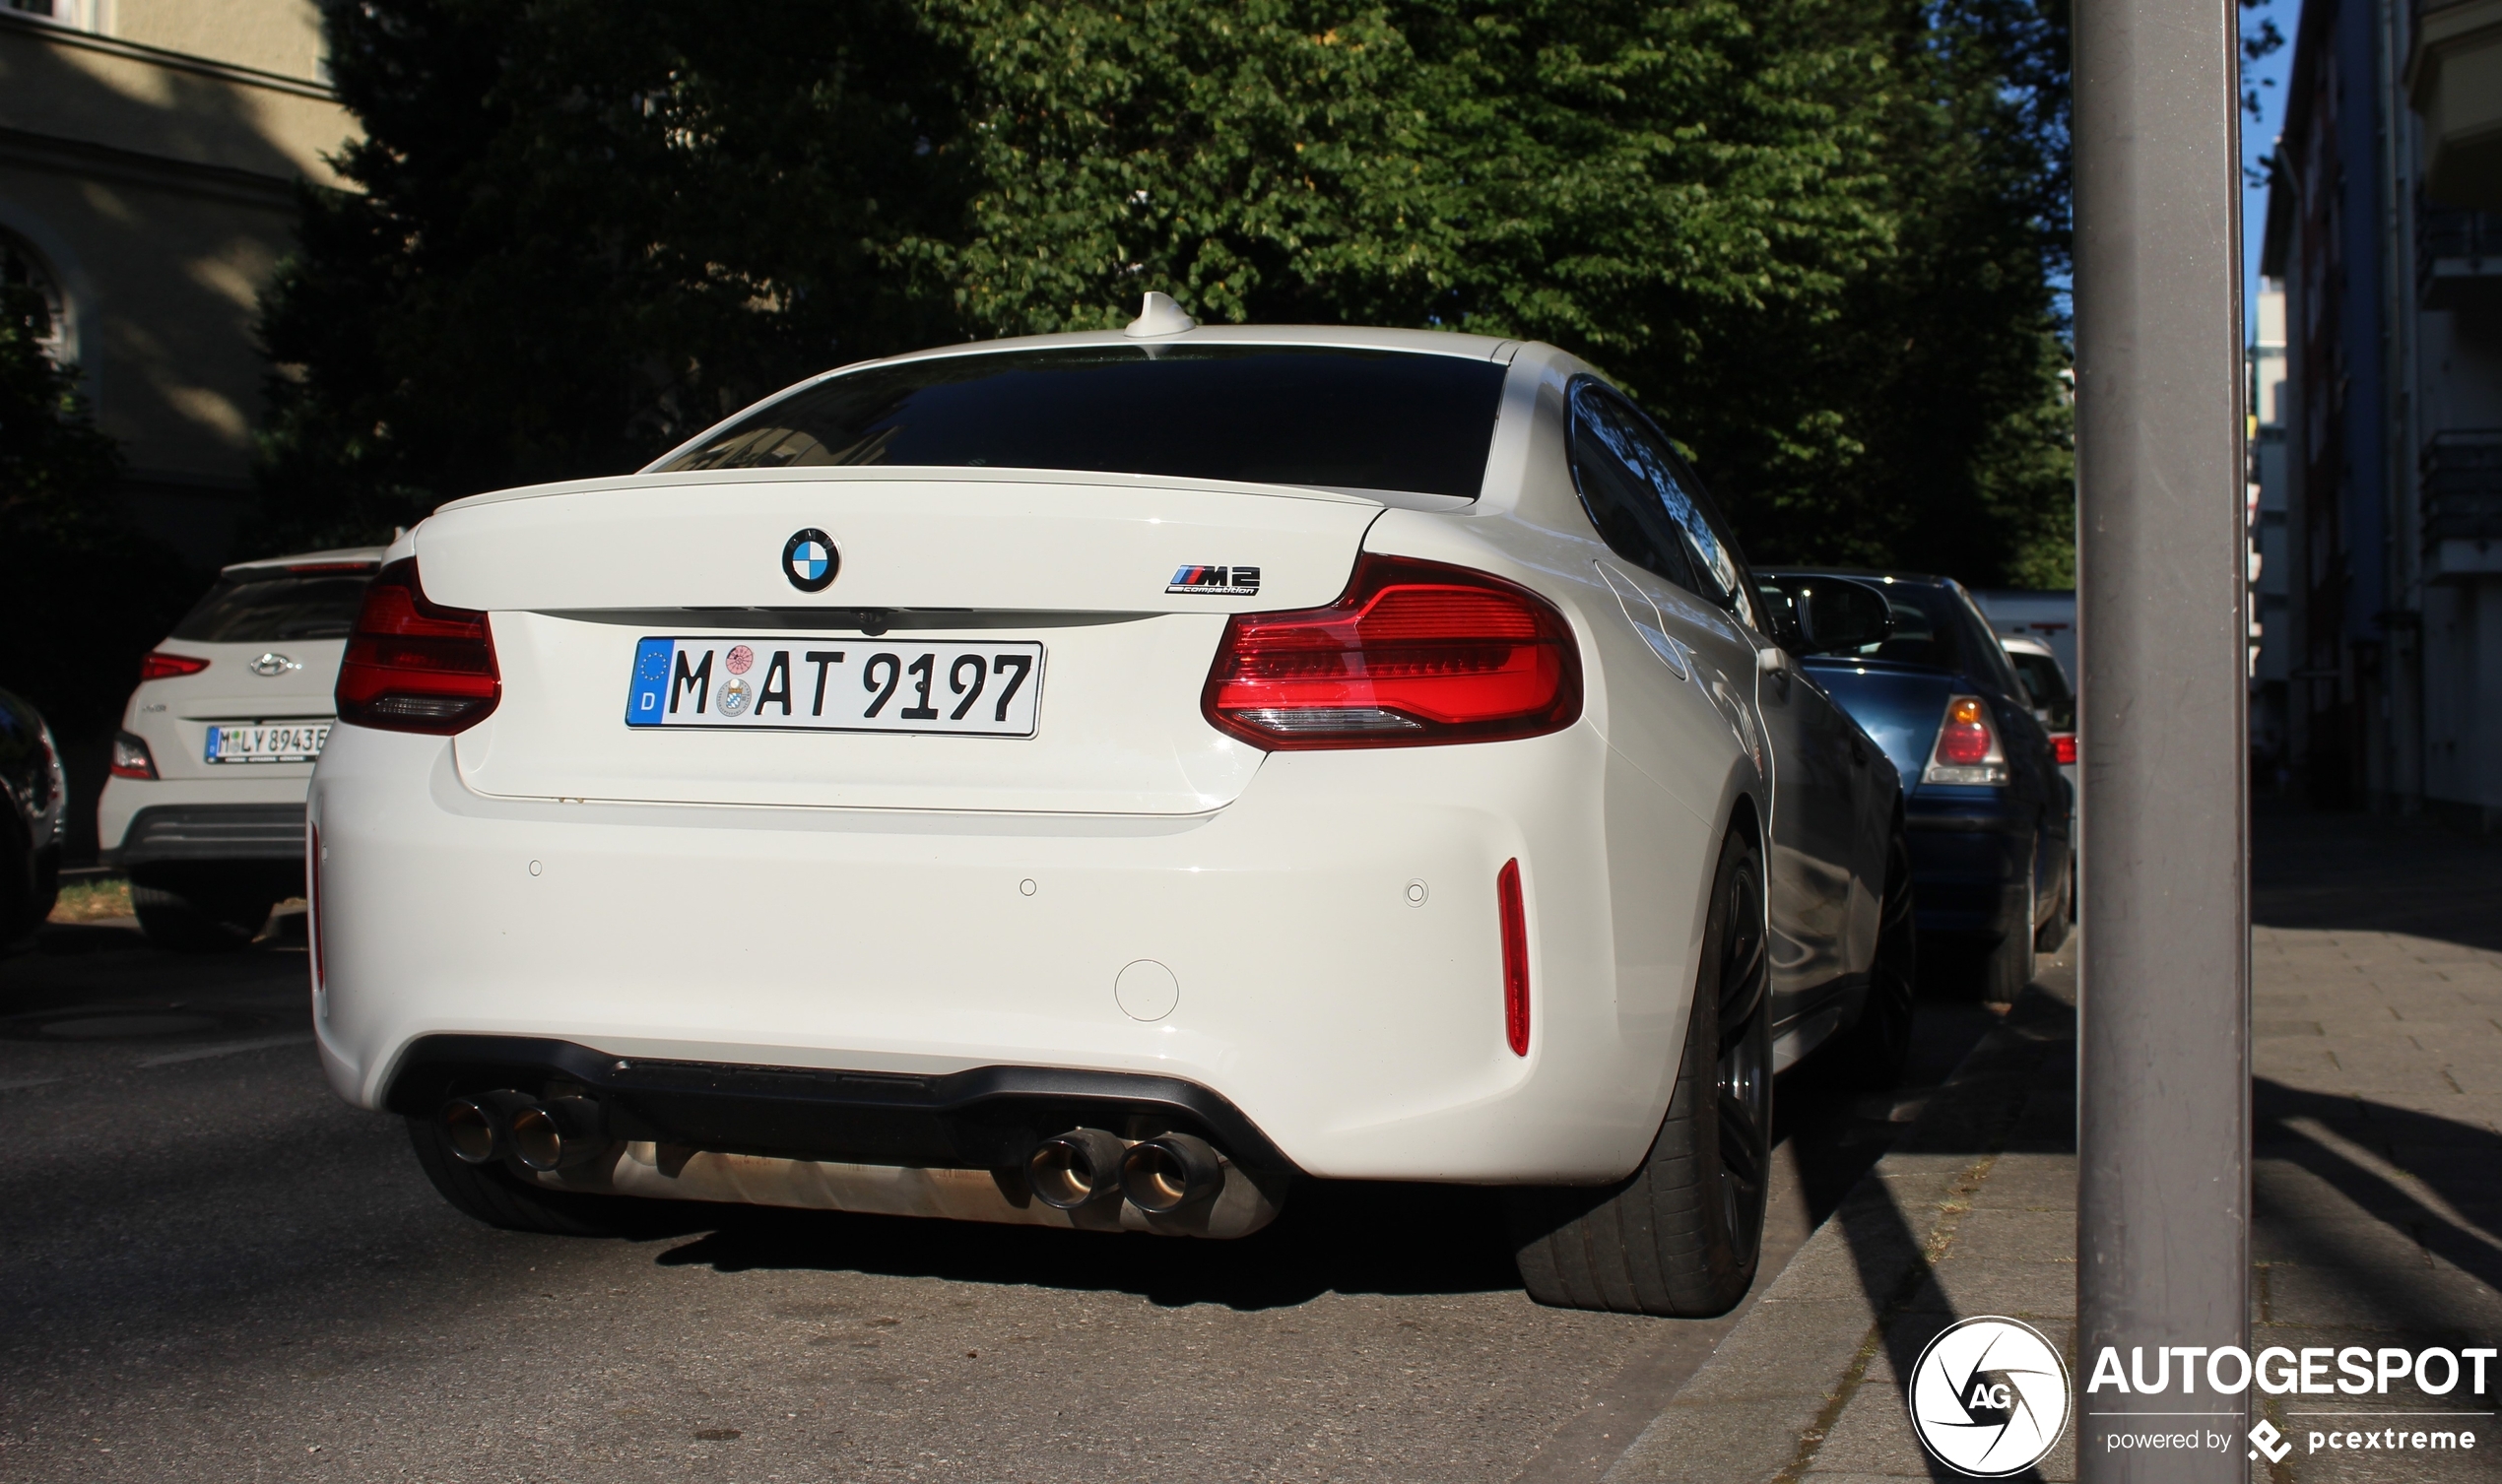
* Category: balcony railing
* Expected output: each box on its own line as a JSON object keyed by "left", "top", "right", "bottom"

{"left": 2417, "top": 195, "right": 2502, "bottom": 308}
{"left": 2420, "top": 430, "right": 2502, "bottom": 550}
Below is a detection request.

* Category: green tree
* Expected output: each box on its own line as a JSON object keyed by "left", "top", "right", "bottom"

{"left": 259, "top": 0, "right": 2074, "bottom": 586}
{"left": 0, "top": 279, "right": 192, "bottom": 735}
{"left": 917, "top": 0, "right": 2074, "bottom": 583}
{"left": 254, "top": 0, "right": 967, "bottom": 548}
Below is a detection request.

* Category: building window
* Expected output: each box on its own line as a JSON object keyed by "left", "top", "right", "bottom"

{"left": 1, "top": 234, "right": 71, "bottom": 369}
{"left": 5, "top": 0, "right": 99, "bottom": 32}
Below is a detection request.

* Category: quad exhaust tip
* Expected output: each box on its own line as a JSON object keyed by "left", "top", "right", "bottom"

{"left": 1027, "top": 1128, "right": 1229, "bottom": 1214}
{"left": 1119, "top": 1132, "right": 1224, "bottom": 1214}
{"left": 439, "top": 1090, "right": 606, "bottom": 1171}
{"left": 1026, "top": 1128, "right": 1128, "bottom": 1210}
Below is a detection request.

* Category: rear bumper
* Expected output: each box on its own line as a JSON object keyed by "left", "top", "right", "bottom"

{"left": 104, "top": 803, "right": 307, "bottom": 871}
{"left": 1905, "top": 793, "right": 2029, "bottom": 939}
{"left": 98, "top": 773, "right": 312, "bottom": 861}
{"left": 310, "top": 721, "right": 1699, "bottom": 1186}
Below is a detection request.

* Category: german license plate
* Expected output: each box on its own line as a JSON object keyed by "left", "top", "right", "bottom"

{"left": 205, "top": 722, "right": 331, "bottom": 764}
{"left": 624, "top": 638, "right": 1043, "bottom": 737}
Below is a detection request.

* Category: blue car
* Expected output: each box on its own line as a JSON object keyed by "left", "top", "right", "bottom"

{"left": 1757, "top": 570, "right": 2073, "bottom": 1002}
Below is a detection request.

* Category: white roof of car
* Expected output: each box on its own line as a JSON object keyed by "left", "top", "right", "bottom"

{"left": 220, "top": 546, "right": 388, "bottom": 577}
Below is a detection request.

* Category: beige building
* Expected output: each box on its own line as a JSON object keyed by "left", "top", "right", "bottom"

{"left": 0, "top": 0, "right": 355, "bottom": 556}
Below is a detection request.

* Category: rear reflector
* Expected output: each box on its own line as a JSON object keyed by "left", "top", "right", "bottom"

{"left": 2051, "top": 733, "right": 2077, "bottom": 766}
{"left": 109, "top": 731, "right": 158, "bottom": 780}
{"left": 1203, "top": 554, "right": 1580, "bottom": 749}
{"left": 138, "top": 651, "right": 209, "bottom": 682}
{"left": 1923, "top": 694, "right": 2009, "bottom": 786}
{"left": 1497, "top": 858, "right": 1530, "bottom": 1057}
{"left": 336, "top": 558, "right": 500, "bottom": 735}
{"left": 308, "top": 821, "right": 325, "bottom": 996}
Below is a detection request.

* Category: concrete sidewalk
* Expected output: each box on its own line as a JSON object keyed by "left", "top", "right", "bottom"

{"left": 1602, "top": 805, "right": 2502, "bottom": 1483}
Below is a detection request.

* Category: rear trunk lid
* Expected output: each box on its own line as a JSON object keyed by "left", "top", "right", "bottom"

{"left": 422, "top": 469, "right": 1384, "bottom": 814}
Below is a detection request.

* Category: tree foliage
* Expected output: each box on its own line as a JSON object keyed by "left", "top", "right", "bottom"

{"left": 258, "top": 0, "right": 2074, "bottom": 586}
{"left": 0, "top": 283, "right": 191, "bottom": 734}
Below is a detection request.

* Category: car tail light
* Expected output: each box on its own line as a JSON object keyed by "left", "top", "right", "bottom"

{"left": 138, "top": 651, "right": 209, "bottom": 681}
{"left": 2051, "top": 733, "right": 2077, "bottom": 766}
{"left": 1924, "top": 695, "right": 2009, "bottom": 786}
{"left": 109, "top": 731, "right": 158, "bottom": 780}
{"left": 336, "top": 558, "right": 499, "bottom": 734}
{"left": 1497, "top": 858, "right": 1530, "bottom": 1057}
{"left": 1202, "top": 554, "right": 1581, "bottom": 748}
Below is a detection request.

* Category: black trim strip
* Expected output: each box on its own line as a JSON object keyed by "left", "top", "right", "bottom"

{"left": 382, "top": 1034, "right": 1301, "bottom": 1175}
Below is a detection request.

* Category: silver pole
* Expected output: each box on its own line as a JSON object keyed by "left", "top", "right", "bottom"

{"left": 2072, "top": 0, "right": 2251, "bottom": 1477}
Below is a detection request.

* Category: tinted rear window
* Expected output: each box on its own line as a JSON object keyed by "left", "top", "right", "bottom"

{"left": 171, "top": 572, "right": 374, "bottom": 643}
{"left": 652, "top": 346, "right": 1508, "bottom": 499}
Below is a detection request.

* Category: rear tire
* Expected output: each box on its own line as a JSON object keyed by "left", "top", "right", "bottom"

{"left": 1831, "top": 827, "right": 1917, "bottom": 1091}
{"left": 0, "top": 818, "right": 39, "bottom": 944}
{"left": 1979, "top": 873, "right": 2038, "bottom": 1006}
{"left": 131, "top": 880, "right": 272, "bottom": 951}
{"left": 1507, "top": 827, "right": 1773, "bottom": 1317}
{"left": 2034, "top": 865, "right": 2073, "bottom": 953}
{"left": 407, "top": 1116, "right": 646, "bottom": 1238}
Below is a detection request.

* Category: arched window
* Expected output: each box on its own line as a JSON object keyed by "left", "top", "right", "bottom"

{"left": 0, "top": 232, "right": 71, "bottom": 368}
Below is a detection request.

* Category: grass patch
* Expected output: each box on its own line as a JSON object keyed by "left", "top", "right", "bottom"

{"left": 49, "top": 875, "right": 133, "bottom": 923}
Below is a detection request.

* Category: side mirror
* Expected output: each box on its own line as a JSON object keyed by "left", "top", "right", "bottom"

{"left": 1791, "top": 579, "right": 1893, "bottom": 655}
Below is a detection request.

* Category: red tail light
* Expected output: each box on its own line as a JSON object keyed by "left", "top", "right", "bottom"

{"left": 109, "top": 731, "right": 158, "bottom": 780}
{"left": 1924, "top": 695, "right": 2009, "bottom": 786}
{"left": 1202, "top": 554, "right": 1581, "bottom": 749}
{"left": 1497, "top": 859, "right": 1530, "bottom": 1057}
{"left": 336, "top": 558, "right": 499, "bottom": 734}
{"left": 138, "top": 651, "right": 209, "bottom": 681}
{"left": 2052, "top": 733, "right": 2077, "bottom": 766}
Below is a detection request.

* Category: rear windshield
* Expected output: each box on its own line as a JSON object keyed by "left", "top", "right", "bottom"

{"left": 651, "top": 345, "right": 1508, "bottom": 499}
{"left": 171, "top": 571, "right": 375, "bottom": 643}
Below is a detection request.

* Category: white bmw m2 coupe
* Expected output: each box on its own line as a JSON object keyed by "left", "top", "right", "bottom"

{"left": 311, "top": 300, "right": 1912, "bottom": 1317}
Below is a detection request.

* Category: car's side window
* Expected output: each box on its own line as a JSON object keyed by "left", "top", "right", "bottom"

{"left": 1568, "top": 385, "right": 1702, "bottom": 594}
{"left": 1649, "top": 437, "right": 1760, "bottom": 632}
{"left": 1568, "top": 381, "right": 1759, "bottom": 629}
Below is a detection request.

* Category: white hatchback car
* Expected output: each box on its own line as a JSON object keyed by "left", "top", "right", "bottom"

{"left": 100, "top": 548, "right": 382, "bottom": 947}
{"left": 312, "top": 308, "right": 1911, "bottom": 1316}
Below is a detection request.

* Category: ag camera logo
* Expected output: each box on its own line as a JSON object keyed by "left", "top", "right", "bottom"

{"left": 1907, "top": 1317, "right": 2072, "bottom": 1476}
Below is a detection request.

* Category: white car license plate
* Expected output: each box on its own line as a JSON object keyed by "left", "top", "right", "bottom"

{"left": 624, "top": 638, "right": 1043, "bottom": 738}
{"left": 205, "top": 722, "right": 331, "bottom": 764}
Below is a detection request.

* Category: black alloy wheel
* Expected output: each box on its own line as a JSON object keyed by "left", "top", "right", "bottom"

{"left": 1507, "top": 826, "right": 1774, "bottom": 1317}
{"left": 1712, "top": 845, "right": 1773, "bottom": 1268}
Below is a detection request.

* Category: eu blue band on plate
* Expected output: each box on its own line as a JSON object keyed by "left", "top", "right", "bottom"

{"left": 626, "top": 638, "right": 675, "bottom": 726}
{"left": 204, "top": 726, "right": 222, "bottom": 760}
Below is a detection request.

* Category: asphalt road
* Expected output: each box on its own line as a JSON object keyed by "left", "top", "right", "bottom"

{"left": 0, "top": 915, "right": 2017, "bottom": 1483}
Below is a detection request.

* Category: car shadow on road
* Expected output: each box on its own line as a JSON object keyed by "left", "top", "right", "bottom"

{"left": 650, "top": 1176, "right": 1526, "bottom": 1310}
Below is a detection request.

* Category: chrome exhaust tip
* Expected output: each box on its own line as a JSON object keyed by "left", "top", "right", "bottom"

{"left": 1025, "top": 1128, "right": 1128, "bottom": 1210}
{"left": 509, "top": 1095, "right": 606, "bottom": 1172}
{"left": 1119, "top": 1132, "right": 1224, "bottom": 1214}
{"left": 439, "top": 1089, "right": 537, "bottom": 1165}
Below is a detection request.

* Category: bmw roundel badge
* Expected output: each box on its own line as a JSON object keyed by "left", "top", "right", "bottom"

{"left": 782, "top": 529, "right": 838, "bottom": 592}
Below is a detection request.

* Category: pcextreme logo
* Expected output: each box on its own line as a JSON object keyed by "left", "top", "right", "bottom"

{"left": 2083, "top": 1339, "right": 2492, "bottom": 1462}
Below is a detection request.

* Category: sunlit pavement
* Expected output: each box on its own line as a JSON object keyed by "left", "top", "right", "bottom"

{"left": 1609, "top": 805, "right": 2502, "bottom": 1483}
{"left": 0, "top": 903, "right": 1995, "bottom": 1482}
